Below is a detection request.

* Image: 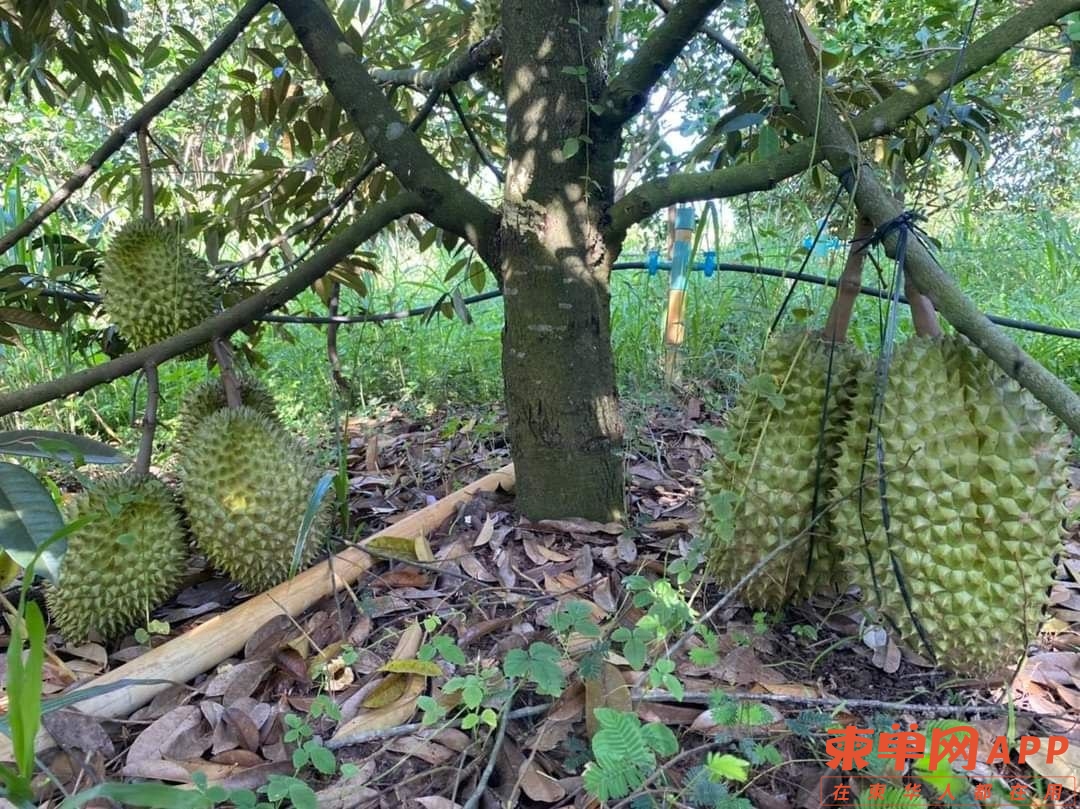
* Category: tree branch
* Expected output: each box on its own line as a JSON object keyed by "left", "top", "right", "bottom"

{"left": 608, "top": 0, "right": 1080, "bottom": 237}
{"left": 0, "top": 0, "right": 270, "bottom": 257}
{"left": 0, "top": 193, "right": 422, "bottom": 417}
{"left": 756, "top": 0, "right": 1080, "bottom": 434}
{"left": 447, "top": 89, "right": 505, "bottom": 183}
{"left": 851, "top": 0, "right": 1080, "bottom": 142}
{"left": 274, "top": 0, "right": 499, "bottom": 257}
{"left": 650, "top": 0, "right": 775, "bottom": 86}
{"left": 134, "top": 364, "right": 159, "bottom": 476}
{"left": 598, "top": 0, "right": 727, "bottom": 131}
{"left": 370, "top": 31, "right": 502, "bottom": 90}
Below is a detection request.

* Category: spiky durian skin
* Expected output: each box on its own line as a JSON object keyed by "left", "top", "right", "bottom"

{"left": 46, "top": 473, "right": 188, "bottom": 644}
{"left": 179, "top": 406, "right": 330, "bottom": 593}
{"left": 174, "top": 375, "right": 278, "bottom": 448}
{"left": 468, "top": 0, "right": 502, "bottom": 94}
{"left": 833, "top": 335, "right": 1068, "bottom": 678}
{"left": 701, "top": 331, "right": 865, "bottom": 610}
{"left": 100, "top": 221, "right": 216, "bottom": 357}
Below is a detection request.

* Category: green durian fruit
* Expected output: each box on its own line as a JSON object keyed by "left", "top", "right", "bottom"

{"left": 833, "top": 335, "right": 1068, "bottom": 677}
{"left": 46, "top": 473, "right": 188, "bottom": 643}
{"left": 701, "top": 331, "right": 866, "bottom": 610}
{"left": 174, "top": 375, "right": 278, "bottom": 448}
{"left": 100, "top": 220, "right": 216, "bottom": 357}
{"left": 468, "top": 0, "right": 502, "bottom": 95}
{"left": 179, "top": 406, "right": 330, "bottom": 593}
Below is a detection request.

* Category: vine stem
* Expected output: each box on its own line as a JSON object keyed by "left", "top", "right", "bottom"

{"left": 134, "top": 363, "right": 159, "bottom": 476}
{"left": 461, "top": 698, "right": 512, "bottom": 809}
{"left": 137, "top": 127, "right": 154, "bottom": 221}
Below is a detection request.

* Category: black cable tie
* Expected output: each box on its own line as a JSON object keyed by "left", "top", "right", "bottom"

{"left": 866, "top": 210, "right": 928, "bottom": 249}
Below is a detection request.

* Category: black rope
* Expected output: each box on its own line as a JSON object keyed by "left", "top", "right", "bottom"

{"left": 854, "top": 213, "right": 937, "bottom": 662}
{"left": 27, "top": 265, "right": 1080, "bottom": 338}
{"left": 768, "top": 181, "right": 847, "bottom": 335}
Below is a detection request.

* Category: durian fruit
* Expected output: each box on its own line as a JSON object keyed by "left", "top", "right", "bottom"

{"left": 832, "top": 335, "right": 1068, "bottom": 677}
{"left": 701, "top": 330, "right": 867, "bottom": 610}
{"left": 174, "top": 374, "right": 278, "bottom": 448}
{"left": 46, "top": 473, "right": 188, "bottom": 643}
{"left": 100, "top": 220, "right": 217, "bottom": 357}
{"left": 467, "top": 0, "right": 502, "bottom": 95}
{"left": 179, "top": 406, "right": 331, "bottom": 593}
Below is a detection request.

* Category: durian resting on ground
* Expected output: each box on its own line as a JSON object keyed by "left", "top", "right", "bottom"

{"left": 832, "top": 334, "right": 1068, "bottom": 678}
{"left": 100, "top": 220, "right": 216, "bottom": 357}
{"left": 179, "top": 406, "right": 330, "bottom": 593}
{"left": 174, "top": 374, "right": 278, "bottom": 448}
{"left": 46, "top": 473, "right": 188, "bottom": 644}
{"left": 701, "top": 329, "right": 867, "bottom": 610}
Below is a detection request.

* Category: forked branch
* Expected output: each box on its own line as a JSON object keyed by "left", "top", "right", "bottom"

{"left": 274, "top": 0, "right": 499, "bottom": 258}
{"left": 598, "top": 0, "right": 727, "bottom": 131}
{"left": 607, "top": 0, "right": 1080, "bottom": 237}
{"left": 0, "top": 0, "right": 271, "bottom": 256}
{"left": 756, "top": 0, "right": 1080, "bottom": 433}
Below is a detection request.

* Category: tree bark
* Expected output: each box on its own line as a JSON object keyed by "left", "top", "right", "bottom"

{"left": 499, "top": 0, "right": 625, "bottom": 521}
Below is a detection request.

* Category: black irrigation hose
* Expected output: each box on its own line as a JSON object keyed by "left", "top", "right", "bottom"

{"left": 260, "top": 261, "right": 1080, "bottom": 340}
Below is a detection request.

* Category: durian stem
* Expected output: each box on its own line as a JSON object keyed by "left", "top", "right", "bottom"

{"left": 906, "top": 278, "right": 943, "bottom": 337}
{"left": 890, "top": 158, "right": 942, "bottom": 339}
{"left": 822, "top": 214, "right": 874, "bottom": 343}
{"left": 137, "top": 127, "right": 154, "bottom": 222}
{"left": 134, "top": 363, "right": 159, "bottom": 476}
{"left": 211, "top": 338, "right": 243, "bottom": 408}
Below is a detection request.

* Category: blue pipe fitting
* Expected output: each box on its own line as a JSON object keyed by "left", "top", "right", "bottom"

{"left": 702, "top": 250, "right": 716, "bottom": 278}
{"left": 647, "top": 249, "right": 660, "bottom": 276}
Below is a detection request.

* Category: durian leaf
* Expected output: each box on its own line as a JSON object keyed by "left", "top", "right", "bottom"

{"left": 380, "top": 659, "right": 443, "bottom": 677}
{"left": 0, "top": 306, "right": 60, "bottom": 332}
{"left": 361, "top": 672, "right": 409, "bottom": 708}
{"left": 291, "top": 470, "right": 336, "bottom": 575}
{"left": 365, "top": 535, "right": 420, "bottom": 560}
{"left": 0, "top": 461, "right": 65, "bottom": 583}
{"left": 0, "top": 430, "right": 128, "bottom": 465}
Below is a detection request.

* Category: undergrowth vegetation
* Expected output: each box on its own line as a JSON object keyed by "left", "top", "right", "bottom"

{"left": 2, "top": 203, "right": 1076, "bottom": 447}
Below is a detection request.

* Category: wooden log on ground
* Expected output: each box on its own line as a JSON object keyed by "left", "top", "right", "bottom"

{"left": 1, "top": 463, "right": 515, "bottom": 759}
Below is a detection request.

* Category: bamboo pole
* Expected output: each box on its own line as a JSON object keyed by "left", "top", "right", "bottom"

{"left": 662, "top": 205, "right": 696, "bottom": 384}
{"left": 0, "top": 464, "right": 515, "bottom": 759}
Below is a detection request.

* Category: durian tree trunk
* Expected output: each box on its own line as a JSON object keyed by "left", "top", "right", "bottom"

{"left": 498, "top": 0, "right": 626, "bottom": 521}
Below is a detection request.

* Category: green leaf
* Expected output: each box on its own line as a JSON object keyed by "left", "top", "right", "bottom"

{"left": 622, "top": 636, "right": 647, "bottom": 670}
{"left": 7, "top": 600, "right": 45, "bottom": 781}
{"left": 381, "top": 659, "right": 443, "bottom": 677}
{"left": 562, "top": 137, "right": 581, "bottom": 159}
{"left": 641, "top": 722, "right": 678, "bottom": 757}
{"left": 592, "top": 708, "right": 652, "bottom": 771}
{"left": 706, "top": 752, "right": 750, "bottom": 783}
{"left": 58, "top": 782, "right": 211, "bottom": 808}
{"left": 0, "top": 306, "right": 59, "bottom": 332}
{"left": 307, "top": 744, "right": 337, "bottom": 775}
{"left": 291, "top": 471, "right": 335, "bottom": 575}
{"left": 0, "top": 461, "right": 65, "bottom": 582}
{"left": 0, "top": 430, "right": 128, "bottom": 464}
{"left": 289, "top": 781, "right": 319, "bottom": 809}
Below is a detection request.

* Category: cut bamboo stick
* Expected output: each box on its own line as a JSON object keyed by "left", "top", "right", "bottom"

{"left": 1, "top": 463, "right": 515, "bottom": 759}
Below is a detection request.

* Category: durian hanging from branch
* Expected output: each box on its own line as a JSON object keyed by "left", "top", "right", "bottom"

{"left": 99, "top": 125, "right": 218, "bottom": 359}
{"left": 701, "top": 215, "right": 874, "bottom": 611}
